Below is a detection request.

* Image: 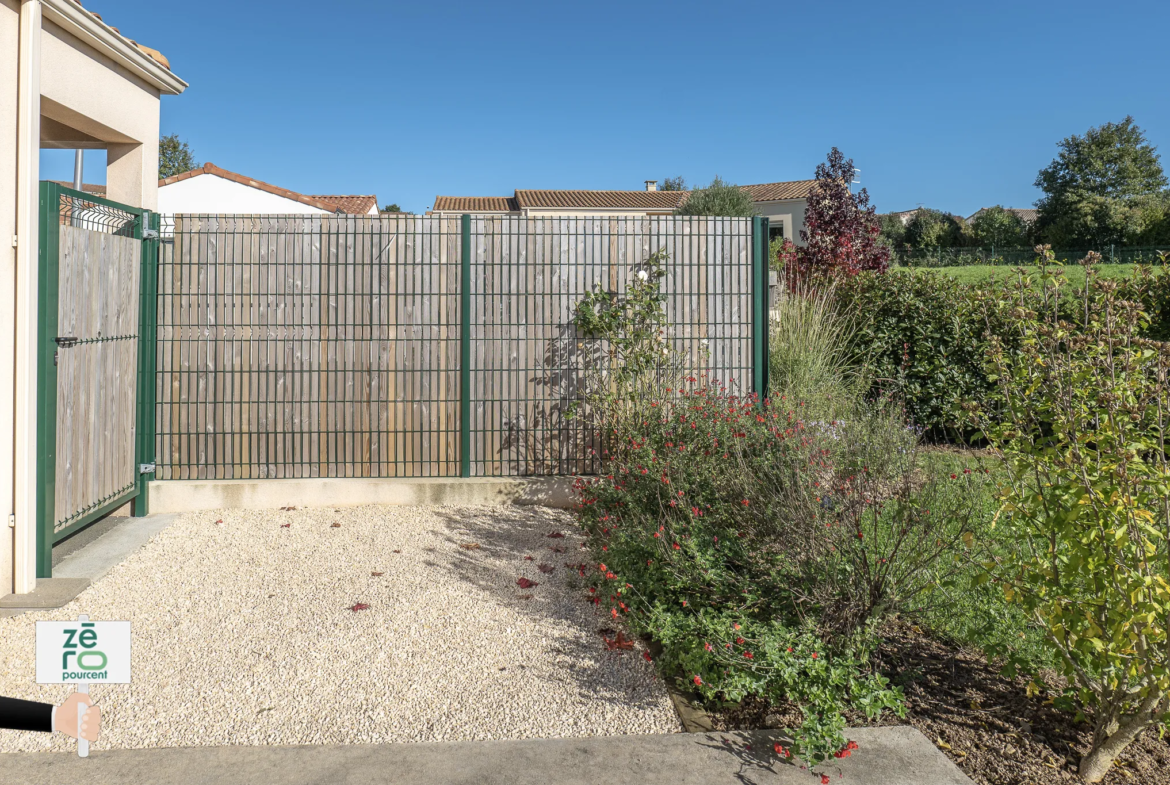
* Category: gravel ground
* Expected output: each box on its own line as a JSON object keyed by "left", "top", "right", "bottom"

{"left": 0, "top": 504, "right": 679, "bottom": 752}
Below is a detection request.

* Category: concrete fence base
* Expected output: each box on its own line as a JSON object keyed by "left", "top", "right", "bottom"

{"left": 147, "top": 477, "right": 580, "bottom": 514}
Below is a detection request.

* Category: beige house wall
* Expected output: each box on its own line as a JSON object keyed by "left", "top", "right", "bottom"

{"left": 753, "top": 198, "right": 808, "bottom": 245}
{"left": 0, "top": 0, "right": 185, "bottom": 597}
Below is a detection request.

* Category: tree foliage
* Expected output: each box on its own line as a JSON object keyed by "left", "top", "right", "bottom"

{"left": 661, "top": 176, "right": 687, "bottom": 192}
{"left": 793, "top": 148, "right": 889, "bottom": 280}
{"left": 675, "top": 176, "right": 756, "bottom": 217}
{"left": 969, "top": 206, "right": 1030, "bottom": 248}
{"left": 903, "top": 208, "right": 967, "bottom": 249}
{"left": 1034, "top": 117, "right": 1169, "bottom": 247}
{"left": 382, "top": 203, "right": 402, "bottom": 213}
{"left": 159, "top": 134, "right": 199, "bottom": 179}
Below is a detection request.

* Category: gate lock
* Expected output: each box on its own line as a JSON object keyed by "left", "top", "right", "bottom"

{"left": 54, "top": 336, "right": 79, "bottom": 366}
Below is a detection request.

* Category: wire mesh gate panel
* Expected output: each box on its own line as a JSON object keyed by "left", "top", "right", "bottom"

{"left": 469, "top": 216, "right": 754, "bottom": 476}
{"left": 157, "top": 215, "right": 461, "bottom": 479}
{"left": 36, "top": 183, "right": 156, "bottom": 577}
{"left": 156, "top": 214, "right": 762, "bottom": 480}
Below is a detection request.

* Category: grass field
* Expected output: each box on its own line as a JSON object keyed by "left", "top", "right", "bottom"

{"left": 909, "top": 263, "right": 1166, "bottom": 287}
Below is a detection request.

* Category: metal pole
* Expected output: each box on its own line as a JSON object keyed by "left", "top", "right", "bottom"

{"left": 72, "top": 149, "right": 83, "bottom": 191}
{"left": 460, "top": 215, "right": 471, "bottom": 478}
{"left": 751, "top": 216, "right": 769, "bottom": 403}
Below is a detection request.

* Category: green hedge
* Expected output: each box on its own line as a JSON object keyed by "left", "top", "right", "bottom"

{"left": 836, "top": 267, "right": 1170, "bottom": 437}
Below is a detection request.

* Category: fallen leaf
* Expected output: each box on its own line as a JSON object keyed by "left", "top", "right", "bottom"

{"left": 256, "top": 707, "right": 274, "bottom": 715}
{"left": 330, "top": 523, "right": 341, "bottom": 528}
{"left": 459, "top": 542, "right": 481, "bottom": 550}
{"left": 936, "top": 738, "right": 952, "bottom": 751}
{"left": 537, "top": 564, "right": 555, "bottom": 574}
{"left": 642, "top": 650, "right": 653, "bottom": 662}
{"left": 547, "top": 532, "right": 565, "bottom": 538}
{"left": 349, "top": 603, "right": 370, "bottom": 612}
{"left": 517, "top": 593, "right": 533, "bottom": 600}
{"left": 524, "top": 555, "right": 534, "bottom": 561}
{"left": 371, "top": 572, "right": 384, "bottom": 577}
{"left": 392, "top": 549, "right": 402, "bottom": 554}
{"left": 516, "top": 577, "right": 539, "bottom": 589}
{"left": 280, "top": 523, "right": 291, "bottom": 529}
{"left": 280, "top": 506, "right": 297, "bottom": 512}
{"left": 548, "top": 545, "right": 566, "bottom": 553}
{"left": 214, "top": 519, "right": 223, "bottom": 524}
{"left": 603, "top": 631, "right": 635, "bottom": 651}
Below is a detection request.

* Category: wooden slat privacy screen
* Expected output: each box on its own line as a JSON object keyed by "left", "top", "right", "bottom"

{"left": 156, "top": 214, "right": 756, "bottom": 480}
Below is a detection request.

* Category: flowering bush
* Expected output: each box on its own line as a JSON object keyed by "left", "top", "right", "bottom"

{"left": 576, "top": 384, "right": 992, "bottom": 767}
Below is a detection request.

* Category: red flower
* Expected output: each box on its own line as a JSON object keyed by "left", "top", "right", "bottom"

{"left": 811, "top": 652, "right": 818, "bottom": 659}
{"left": 743, "top": 651, "right": 753, "bottom": 659}
{"left": 672, "top": 542, "right": 681, "bottom": 550}
{"left": 642, "top": 650, "right": 652, "bottom": 662}
{"left": 821, "top": 775, "right": 830, "bottom": 785}
{"left": 612, "top": 607, "right": 619, "bottom": 619}
{"left": 741, "top": 499, "right": 750, "bottom": 506}
{"left": 736, "top": 637, "right": 745, "bottom": 644}
{"left": 693, "top": 675, "right": 702, "bottom": 686}
{"left": 733, "top": 623, "right": 741, "bottom": 630}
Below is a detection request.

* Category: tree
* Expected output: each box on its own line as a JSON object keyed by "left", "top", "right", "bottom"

{"left": 877, "top": 213, "right": 907, "bottom": 250}
{"left": 969, "top": 206, "right": 1029, "bottom": 248}
{"left": 159, "top": 134, "right": 198, "bottom": 179}
{"left": 793, "top": 148, "right": 889, "bottom": 280}
{"left": 382, "top": 203, "right": 402, "bottom": 213}
{"left": 903, "top": 208, "right": 966, "bottom": 249}
{"left": 1034, "top": 117, "right": 1168, "bottom": 247}
{"left": 674, "top": 176, "right": 756, "bottom": 217}
{"left": 661, "top": 176, "right": 687, "bottom": 192}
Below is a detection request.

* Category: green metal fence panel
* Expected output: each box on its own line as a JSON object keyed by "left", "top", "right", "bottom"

{"left": 155, "top": 214, "right": 757, "bottom": 479}
{"left": 36, "top": 183, "right": 146, "bottom": 576}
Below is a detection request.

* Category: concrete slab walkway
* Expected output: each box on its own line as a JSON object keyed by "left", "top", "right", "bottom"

{"left": 0, "top": 727, "right": 973, "bottom": 785}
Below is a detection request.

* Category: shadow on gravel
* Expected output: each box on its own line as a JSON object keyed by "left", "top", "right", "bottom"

{"left": 424, "top": 505, "right": 668, "bottom": 713}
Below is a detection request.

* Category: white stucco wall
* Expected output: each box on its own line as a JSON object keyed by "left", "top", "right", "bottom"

{"left": 0, "top": 0, "right": 20, "bottom": 596}
{"left": 158, "top": 174, "right": 333, "bottom": 215}
{"left": 753, "top": 198, "right": 808, "bottom": 246}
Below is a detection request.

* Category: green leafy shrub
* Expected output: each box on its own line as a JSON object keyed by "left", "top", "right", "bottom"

{"left": 576, "top": 386, "right": 992, "bottom": 767}
{"left": 971, "top": 260, "right": 1170, "bottom": 782}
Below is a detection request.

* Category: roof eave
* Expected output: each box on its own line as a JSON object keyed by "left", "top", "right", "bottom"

{"left": 42, "top": 0, "right": 188, "bottom": 95}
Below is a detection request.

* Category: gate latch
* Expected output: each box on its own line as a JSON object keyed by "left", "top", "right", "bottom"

{"left": 55, "top": 336, "right": 79, "bottom": 348}
{"left": 142, "top": 228, "right": 159, "bottom": 240}
{"left": 139, "top": 463, "right": 156, "bottom": 474}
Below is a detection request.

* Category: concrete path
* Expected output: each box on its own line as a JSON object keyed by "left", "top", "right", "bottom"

{"left": 0, "top": 727, "right": 973, "bottom": 785}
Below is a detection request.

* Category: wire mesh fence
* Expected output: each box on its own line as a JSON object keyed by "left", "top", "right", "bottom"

{"left": 155, "top": 214, "right": 761, "bottom": 480}
{"left": 889, "top": 245, "right": 1169, "bottom": 268}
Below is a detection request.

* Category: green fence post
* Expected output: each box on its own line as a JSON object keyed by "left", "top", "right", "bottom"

{"left": 133, "top": 210, "right": 159, "bottom": 515}
{"left": 460, "top": 214, "right": 472, "bottom": 478}
{"left": 751, "top": 216, "right": 770, "bottom": 403}
{"left": 35, "top": 182, "right": 61, "bottom": 578}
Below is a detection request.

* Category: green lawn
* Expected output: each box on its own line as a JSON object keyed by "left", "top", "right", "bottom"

{"left": 910, "top": 263, "right": 1166, "bottom": 287}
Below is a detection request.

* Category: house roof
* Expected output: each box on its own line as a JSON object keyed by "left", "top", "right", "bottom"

{"left": 50, "top": 180, "right": 106, "bottom": 195}
{"left": 159, "top": 163, "right": 376, "bottom": 214}
{"left": 432, "top": 196, "right": 520, "bottom": 212}
{"left": 967, "top": 207, "right": 1039, "bottom": 224}
{"left": 740, "top": 179, "right": 817, "bottom": 201}
{"left": 434, "top": 180, "right": 814, "bottom": 213}
{"left": 68, "top": 1, "right": 174, "bottom": 71}
{"left": 312, "top": 194, "right": 379, "bottom": 215}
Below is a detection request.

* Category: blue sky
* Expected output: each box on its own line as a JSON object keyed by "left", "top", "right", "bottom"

{"left": 41, "top": 0, "right": 1170, "bottom": 216}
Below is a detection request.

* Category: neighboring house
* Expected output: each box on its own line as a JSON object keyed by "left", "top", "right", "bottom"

{"left": 157, "top": 162, "right": 379, "bottom": 215}
{"left": 2, "top": 0, "right": 188, "bottom": 597}
{"left": 431, "top": 179, "right": 817, "bottom": 245}
{"left": 966, "top": 207, "right": 1039, "bottom": 225}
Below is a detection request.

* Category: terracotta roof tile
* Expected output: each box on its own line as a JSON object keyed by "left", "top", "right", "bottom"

{"left": 312, "top": 195, "right": 379, "bottom": 215}
{"left": 159, "top": 163, "right": 374, "bottom": 214}
{"left": 514, "top": 190, "right": 687, "bottom": 210}
{"left": 739, "top": 180, "right": 817, "bottom": 201}
{"left": 433, "top": 196, "right": 519, "bottom": 212}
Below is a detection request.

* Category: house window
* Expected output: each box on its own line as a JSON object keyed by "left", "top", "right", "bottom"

{"left": 769, "top": 225, "right": 785, "bottom": 242}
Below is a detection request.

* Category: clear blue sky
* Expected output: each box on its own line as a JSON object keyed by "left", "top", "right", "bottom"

{"left": 41, "top": 0, "right": 1170, "bottom": 216}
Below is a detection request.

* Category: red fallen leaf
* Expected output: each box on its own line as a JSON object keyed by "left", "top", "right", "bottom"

{"left": 392, "top": 549, "right": 402, "bottom": 554}
{"left": 642, "top": 650, "right": 653, "bottom": 662}
{"left": 349, "top": 603, "right": 370, "bottom": 612}
{"left": 516, "top": 577, "right": 539, "bottom": 589}
{"left": 547, "top": 532, "right": 565, "bottom": 538}
{"left": 537, "top": 564, "right": 555, "bottom": 574}
{"left": 280, "top": 523, "right": 291, "bottom": 528}
{"left": 371, "top": 572, "right": 384, "bottom": 577}
{"left": 603, "top": 631, "right": 635, "bottom": 651}
{"left": 214, "top": 519, "right": 223, "bottom": 524}
{"left": 524, "top": 555, "right": 535, "bottom": 561}
{"left": 330, "top": 523, "right": 341, "bottom": 528}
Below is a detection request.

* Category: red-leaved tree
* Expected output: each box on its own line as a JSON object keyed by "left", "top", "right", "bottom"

{"left": 793, "top": 148, "right": 889, "bottom": 282}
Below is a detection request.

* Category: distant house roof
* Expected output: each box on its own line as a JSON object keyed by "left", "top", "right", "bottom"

{"left": 311, "top": 194, "right": 379, "bottom": 215}
{"left": 159, "top": 163, "right": 377, "bottom": 214}
{"left": 741, "top": 179, "right": 817, "bottom": 201}
{"left": 50, "top": 180, "right": 106, "bottom": 196}
{"left": 432, "top": 196, "right": 519, "bottom": 212}
{"left": 433, "top": 179, "right": 814, "bottom": 213}
{"left": 967, "top": 207, "right": 1039, "bottom": 224}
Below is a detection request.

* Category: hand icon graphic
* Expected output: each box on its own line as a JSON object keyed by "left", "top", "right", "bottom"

{"left": 54, "top": 692, "right": 101, "bottom": 742}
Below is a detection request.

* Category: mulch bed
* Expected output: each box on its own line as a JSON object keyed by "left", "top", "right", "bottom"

{"left": 705, "top": 621, "right": 1170, "bottom": 784}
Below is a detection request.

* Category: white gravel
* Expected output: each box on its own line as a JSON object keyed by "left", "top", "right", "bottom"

{"left": 0, "top": 504, "right": 680, "bottom": 751}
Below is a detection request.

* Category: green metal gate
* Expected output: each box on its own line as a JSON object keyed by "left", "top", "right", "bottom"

{"left": 35, "top": 182, "right": 159, "bottom": 577}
